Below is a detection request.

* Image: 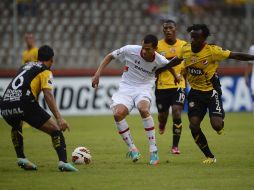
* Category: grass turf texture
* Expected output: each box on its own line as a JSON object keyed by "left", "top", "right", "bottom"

{"left": 0, "top": 113, "right": 253, "bottom": 190}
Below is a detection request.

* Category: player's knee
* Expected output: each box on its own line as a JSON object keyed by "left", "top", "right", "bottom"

{"left": 113, "top": 111, "right": 125, "bottom": 122}
{"left": 138, "top": 108, "right": 150, "bottom": 118}
{"left": 211, "top": 120, "right": 223, "bottom": 131}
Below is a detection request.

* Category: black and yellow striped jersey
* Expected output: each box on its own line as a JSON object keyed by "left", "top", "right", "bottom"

{"left": 178, "top": 43, "right": 231, "bottom": 91}
{"left": 3, "top": 62, "right": 53, "bottom": 102}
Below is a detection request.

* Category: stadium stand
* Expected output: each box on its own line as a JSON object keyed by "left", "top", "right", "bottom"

{"left": 0, "top": 0, "right": 253, "bottom": 70}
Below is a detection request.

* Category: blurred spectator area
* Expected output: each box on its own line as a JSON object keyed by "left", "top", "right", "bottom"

{"left": 0, "top": 0, "right": 253, "bottom": 71}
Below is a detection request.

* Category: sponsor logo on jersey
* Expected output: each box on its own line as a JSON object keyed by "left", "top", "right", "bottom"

{"left": 134, "top": 65, "right": 153, "bottom": 74}
{"left": 187, "top": 67, "right": 204, "bottom": 76}
{"left": 3, "top": 89, "right": 22, "bottom": 101}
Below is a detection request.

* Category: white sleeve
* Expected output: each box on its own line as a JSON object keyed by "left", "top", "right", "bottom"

{"left": 111, "top": 45, "right": 128, "bottom": 63}
{"left": 156, "top": 53, "right": 170, "bottom": 68}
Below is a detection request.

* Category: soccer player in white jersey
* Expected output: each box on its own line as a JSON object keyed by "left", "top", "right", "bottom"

{"left": 92, "top": 34, "right": 179, "bottom": 165}
{"left": 245, "top": 45, "right": 254, "bottom": 112}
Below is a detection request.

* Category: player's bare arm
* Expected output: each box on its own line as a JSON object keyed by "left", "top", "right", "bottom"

{"left": 92, "top": 53, "right": 115, "bottom": 88}
{"left": 43, "top": 88, "right": 70, "bottom": 131}
{"left": 229, "top": 52, "right": 254, "bottom": 61}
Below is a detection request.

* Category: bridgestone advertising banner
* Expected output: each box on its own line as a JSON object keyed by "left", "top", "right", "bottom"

{"left": 0, "top": 76, "right": 253, "bottom": 115}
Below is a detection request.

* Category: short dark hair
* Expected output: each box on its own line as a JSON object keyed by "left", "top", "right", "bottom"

{"left": 38, "top": 45, "right": 54, "bottom": 61}
{"left": 187, "top": 24, "right": 210, "bottom": 39}
{"left": 143, "top": 34, "right": 158, "bottom": 48}
{"left": 163, "top": 19, "right": 176, "bottom": 27}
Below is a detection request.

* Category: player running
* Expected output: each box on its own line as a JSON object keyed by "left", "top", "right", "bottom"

{"left": 0, "top": 45, "right": 77, "bottom": 171}
{"left": 157, "top": 24, "right": 254, "bottom": 164}
{"left": 92, "top": 34, "right": 180, "bottom": 165}
{"left": 155, "top": 19, "right": 187, "bottom": 154}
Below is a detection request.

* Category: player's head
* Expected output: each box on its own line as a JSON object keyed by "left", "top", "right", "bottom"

{"left": 24, "top": 32, "right": 36, "bottom": 48}
{"left": 162, "top": 19, "right": 177, "bottom": 41}
{"left": 187, "top": 24, "right": 210, "bottom": 49}
{"left": 38, "top": 45, "right": 54, "bottom": 67}
{"left": 141, "top": 34, "right": 158, "bottom": 61}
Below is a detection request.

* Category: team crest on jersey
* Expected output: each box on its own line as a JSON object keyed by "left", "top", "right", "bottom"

{"left": 189, "top": 101, "right": 195, "bottom": 107}
{"left": 191, "top": 57, "right": 196, "bottom": 63}
{"left": 170, "top": 48, "right": 176, "bottom": 54}
{"left": 203, "top": 60, "right": 208, "bottom": 65}
{"left": 135, "top": 60, "right": 140, "bottom": 64}
{"left": 160, "top": 51, "right": 166, "bottom": 56}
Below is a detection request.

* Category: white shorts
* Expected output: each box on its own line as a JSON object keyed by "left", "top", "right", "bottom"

{"left": 111, "top": 84, "right": 153, "bottom": 113}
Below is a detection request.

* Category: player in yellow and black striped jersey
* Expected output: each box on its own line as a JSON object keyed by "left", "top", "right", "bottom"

{"left": 155, "top": 19, "right": 186, "bottom": 154}
{"left": 0, "top": 45, "right": 77, "bottom": 171}
{"left": 157, "top": 24, "right": 254, "bottom": 164}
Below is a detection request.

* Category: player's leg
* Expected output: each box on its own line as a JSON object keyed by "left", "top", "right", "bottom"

{"left": 111, "top": 92, "right": 140, "bottom": 162}
{"left": 38, "top": 118, "right": 77, "bottom": 172}
{"left": 155, "top": 89, "right": 170, "bottom": 134}
{"left": 209, "top": 90, "right": 225, "bottom": 135}
{"left": 171, "top": 104, "right": 183, "bottom": 154}
{"left": 24, "top": 102, "right": 77, "bottom": 171}
{"left": 137, "top": 99, "right": 158, "bottom": 165}
{"left": 1, "top": 101, "right": 37, "bottom": 170}
{"left": 188, "top": 89, "right": 216, "bottom": 164}
{"left": 171, "top": 88, "right": 185, "bottom": 154}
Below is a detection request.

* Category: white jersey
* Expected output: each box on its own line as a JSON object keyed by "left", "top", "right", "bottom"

{"left": 249, "top": 45, "right": 254, "bottom": 95}
{"left": 112, "top": 45, "right": 169, "bottom": 88}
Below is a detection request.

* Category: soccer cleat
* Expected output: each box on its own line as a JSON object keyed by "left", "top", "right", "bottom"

{"left": 171, "top": 147, "right": 180, "bottom": 154}
{"left": 202, "top": 157, "right": 217, "bottom": 164}
{"left": 17, "top": 158, "right": 37, "bottom": 170}
{"left": 158, "top": 125, "right": 165, "bottom": 135}
{"left": 149, "top": 151, "right": 159, "bottom": 165}
{"left": 126, "top": 148, "right": 141, "bottom": 162}
{"left": 58, "top": 161, "right": 78, "bottom": 172}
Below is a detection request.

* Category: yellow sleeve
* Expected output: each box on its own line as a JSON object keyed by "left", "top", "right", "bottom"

{"left": 39, "top": 70, "right": 54, "bottom": 90}
{"left": 211, "top": 45, "right": 231, "bottom": 62}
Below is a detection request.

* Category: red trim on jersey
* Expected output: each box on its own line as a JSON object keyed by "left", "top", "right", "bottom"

{"left": 119, "top": 128, "right": 130, "bottom": 134}
{"left": 123, "top": 66, "right": 129, "bottom": 72}
{"left": 145, "top": 127, "right": 155, "bottom": 131}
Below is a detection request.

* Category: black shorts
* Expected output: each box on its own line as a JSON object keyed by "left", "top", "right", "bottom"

{"left": 1, "top": 99, "right": 51, "bottom": 129}
{"left": 155, "top": 88, "right": 186, "bottom": 113}
{"left": 187, "top": 88, "right": 225, "bottom": 119}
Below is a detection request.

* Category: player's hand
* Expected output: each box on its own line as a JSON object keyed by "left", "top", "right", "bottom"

{"left": 57, "top": 117, "right": 70, "bottom": 132}
{"left": 91, "top": 74, "right": 100, "bottom": 88}
{"left": 174, "top": 74, "right": 181, "bottom": 85}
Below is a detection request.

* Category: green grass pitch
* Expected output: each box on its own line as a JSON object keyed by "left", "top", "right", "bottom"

{"left": 0, "top": 113, "right": 254, "bottom": 190}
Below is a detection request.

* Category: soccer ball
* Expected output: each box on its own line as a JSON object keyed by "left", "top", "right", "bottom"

{"left": 72, "top": 146, "right": 92, "bottom": 164}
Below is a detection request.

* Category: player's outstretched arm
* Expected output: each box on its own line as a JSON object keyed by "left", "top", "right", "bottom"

{"left": 91, "top": 53, "right": 114, "bottom": 88}
{"left": 229, "top": 52, "right": 254, "bottom": 61}
{"left": 156, "top": 56, "right": 182, "bottom": 75}
{"left": 43, "top": 88, "right": 70, "bottom": 131}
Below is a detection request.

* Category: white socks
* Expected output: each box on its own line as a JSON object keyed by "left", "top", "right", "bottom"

{"left": 115, "top": 119, "right": 136, "bottom": 150}
{"left": 143, "top": 116, "right": 157, "bottom": 152}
